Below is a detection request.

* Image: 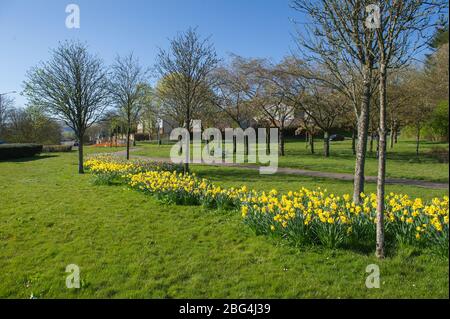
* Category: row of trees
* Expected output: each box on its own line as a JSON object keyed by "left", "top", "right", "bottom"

{"left": 19, "top": 1, "right": 447, "bottom": 258}
{"left": 0, "top": 98, "right": 62, "bottom": 145}
{"left": 291, "top": 0, "right": 447, "bottom": 258}
{"left": 23, "top": 42, "right": 152, "bottom": 172}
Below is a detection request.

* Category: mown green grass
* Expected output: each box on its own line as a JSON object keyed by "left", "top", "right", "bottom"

{"left": 0, "top": 150, "right": 448, "bottom": 298}
{"left": 133, "top": 138, "right": 449, "bottom": 183}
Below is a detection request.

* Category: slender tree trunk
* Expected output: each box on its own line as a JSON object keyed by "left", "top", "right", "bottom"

{"left": 305, "top": 132, "right": 309, "bottom": 149}
{"left": 390, "top": 121, "right": 395, "bottom": 149}
{"left": 394, "top": 126, "right": 398, "bottom": 144}
{"left": 126, "top": 124, "right": 131, "bottom": 160}
{"left": 416, "top": 125, "right": 421, "bottom": 157}
{"left": 351, "top": 128, "right": 356, "bottom": 156}
{"left": 353, "top": 64, "right": 372, "bottom": 203}
{"left": 369, "top": 132, "right": 374, "bottom": 154}
{"left": 376, "top": 64, "right": 387, "bottom": 259}
{"left": 184, "top": 111, "right": 190, "bottom": 173}
{"left": 279, "top": 128, "right": 285, "bottom": 156}
{"left": 310, "top": 133, "right": 315, "bottom": 154}
{"left": 78, "top": 134, "right": 84, "bottom": 174}
{"left": 244, "top": 135, "right": 249, "bottom": 157}
{"left": 323, "top": 131, "right": 330, "bottom": 157}
{"left": 376, "top": 135, "right": 380, "bottom": 159}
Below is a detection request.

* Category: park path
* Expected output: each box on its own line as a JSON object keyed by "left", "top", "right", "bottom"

{"left": 101, "top": 148, "right": 449, "bottom": 190}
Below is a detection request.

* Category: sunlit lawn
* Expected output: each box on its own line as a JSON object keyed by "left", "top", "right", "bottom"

{"left": 0, "top": 149, "right": 448, "bottom": 298}
{"left": 131, "top": 138, "right": 449, "bottom": 183}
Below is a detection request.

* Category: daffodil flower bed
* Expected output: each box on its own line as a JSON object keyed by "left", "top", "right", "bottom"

{"left": 85, "top": 157, "right": 449, "bottom": 256}
{"left": 240, "top": 188, "right": 449, "bottom": 255}
{"left": 84, "top": 155, "right": 183, "bottom": 185}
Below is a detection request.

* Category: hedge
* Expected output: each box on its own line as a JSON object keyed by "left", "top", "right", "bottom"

{"left": 0, "top": 144, "right": 43, "bottom": 160}
{"left": 42, "top": 145, "right": 73, "bottom": 153}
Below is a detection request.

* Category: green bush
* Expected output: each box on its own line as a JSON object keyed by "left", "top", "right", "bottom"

{"left": 42, "top": 145, "right": 73, "bottom": 153}
{"left": 0, "top": 144, "right": 43, "bottom": 160}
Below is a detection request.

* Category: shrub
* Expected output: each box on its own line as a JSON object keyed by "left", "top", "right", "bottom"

{"left": 42, "top": 145, "right": 73, "bottom": 153}
{"left": 0, "top": 143, "right": 43, "bottom": 160}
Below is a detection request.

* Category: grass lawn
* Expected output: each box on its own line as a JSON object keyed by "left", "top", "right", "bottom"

{"left": 0, "top": 149, "right": 448, "bottom": 298}
{"left": 132, "top": 138, "right": 449, "bottom": 183}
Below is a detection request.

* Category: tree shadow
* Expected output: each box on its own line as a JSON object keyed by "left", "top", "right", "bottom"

{"left": 1, "top": 154, "right": 59, "bottom": 163}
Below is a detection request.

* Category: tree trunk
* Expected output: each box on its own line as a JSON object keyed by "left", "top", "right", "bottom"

{"left": 353, "top": 64, "right": 372, "bottom": 203}
{"left": 394, "top": 126, "right": 398, "bottom": 144}
{"left": 279, "top": 128, "right": 285, "bottom": 156}
{"left": 376, "top": 135, "right": 380, "bottom": 159}
{"left": 351, "top": 128, "right": 356, "bottom": 156}
{"left": 390, "top": 121, "right": 395, "bottom": 149}
{"left": 376, "top": 64, "right": 387, "bottom": 259}
{"left": 156, "top": 120, "right": 162, "bottom": 146}
{"left": 184, "top": 113, "right": 190, "bottom": 173}
{"left": 244, "top": 135, "right": 249, "bottom": 157}
{"left": 126, "top": 125, "right": 131, "bottom": 160}
{"left": 323, "top": 131, "right": 330, "bottom": 157}
{"left": 416, "top": 125, "right": 421, "bottom": 157}
{"left": 305, "top": 132, "right": 309, "bottom": 149}
{"left": 78, "top": 135, "right": 84, "bottom": 174}
{"left": 310, "top": 133, "right": 315, "bottom": 154}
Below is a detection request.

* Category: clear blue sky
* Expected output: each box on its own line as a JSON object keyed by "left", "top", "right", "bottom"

{"left": 0, "top": 0, "right": 300, "bottom": 106}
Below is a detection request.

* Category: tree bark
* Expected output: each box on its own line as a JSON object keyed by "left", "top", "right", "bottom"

{"left": 77, "top": 134, "right": 84, "bottom": 174}
{"left": 126, "top": 124, "right": 131, "bottom": 160}
{"left": 376, "top": 135, "right": 380, "bottom": 159}
{"left": 390, "top": 121, "right": 395, "bottom": 149}
{"left": 279, "top": 128, "right": 285, "bottom": 156}
{"left": 310, "top": 133, "right": 315, "bottom": 154}
{"left": 353, "top": 64, "right": 372, "bottom": 203}
{"left": 376, "top": 64, "right": 387, "bottom": 259}
{"left": 184, "top": 111, "right": 190, "bottom": 173}
{"left": 351, "top": 128, "right": 356, "bottom": 156}
{"left": 369, "top": 132, "right": 374, "bottom": 154}
{"left": 244, "top": 135, "right": 249, "bottom": 157}
{"left": 323, "top": 131, "right": 330, "bottom": 157}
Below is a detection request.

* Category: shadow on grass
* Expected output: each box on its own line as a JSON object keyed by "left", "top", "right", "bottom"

{"left": 1, "top": 154, "right": 59, "bottom": 163}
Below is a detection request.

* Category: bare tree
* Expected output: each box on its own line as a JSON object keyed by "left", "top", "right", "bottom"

{"left": 155, "top": 27, "right": 219, "bottom": 172}
{"left": 110, "top": 53, "right": 148, "bottom": 159}
{"left": 373, "top": 0, "right": 445, "bottom": 258}
{"left": 24, "top": 41, "right": 109, "bottom": 173}
{"left": 0, "top": 95, "right": 14, "bottom": 138}
{"left": 292, "top": 0, "right": 378, "bottom": 203}
{"left": 212, "top": 55, "right": 261, "bottom": 130}
{"left": 248, "top": 57, "right": 308, "bottom": 156}
{"left": 302, "top": 84, "right": 347, "bottom": 157}
{"left": 138, "top": 84, "right": 159, "bottom": 142}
